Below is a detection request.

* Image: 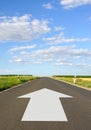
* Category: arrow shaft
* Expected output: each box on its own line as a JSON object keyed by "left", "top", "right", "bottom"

{"left": 21, "top": 98, "right": 68, "bottom": 121}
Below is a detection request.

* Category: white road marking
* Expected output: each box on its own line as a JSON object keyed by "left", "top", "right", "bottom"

{"left": 18, "top": 88, "right": 72, "bottom": 121}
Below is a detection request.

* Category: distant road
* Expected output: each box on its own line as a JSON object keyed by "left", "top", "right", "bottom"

{"left": 0, "top": 77, "right": 91, "bottom": 130}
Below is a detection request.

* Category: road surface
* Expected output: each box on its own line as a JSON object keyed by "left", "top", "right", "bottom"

{"left": 0, "top": 77, "right": 91, "bottom": 130}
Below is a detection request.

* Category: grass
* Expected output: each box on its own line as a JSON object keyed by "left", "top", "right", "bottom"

{"left": 0, "top": 75, "right": 39, "bottom": 91}
{"left": 53, "top": 75, "right": 91, "bottom": 89}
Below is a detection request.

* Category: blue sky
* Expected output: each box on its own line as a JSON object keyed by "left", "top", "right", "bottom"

{"left": 0, "top": 0, "right": 91, "bottom": 76}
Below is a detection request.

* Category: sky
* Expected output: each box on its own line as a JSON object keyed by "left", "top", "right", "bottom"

{"left": 0, "top": 0, "right": 91, "bottom": 76}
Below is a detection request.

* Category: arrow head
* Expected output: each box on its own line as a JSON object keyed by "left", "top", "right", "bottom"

{"left": 18, "top": 88, "right": 72, "bottom": 99}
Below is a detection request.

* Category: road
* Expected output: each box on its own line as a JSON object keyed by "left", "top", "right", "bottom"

{"left": 0, "top": 77, "right": 91, "bottom": 130}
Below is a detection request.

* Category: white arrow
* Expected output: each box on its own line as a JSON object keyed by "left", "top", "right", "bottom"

{"left": 18, "top": 88, "right": 72, "bottom": 121}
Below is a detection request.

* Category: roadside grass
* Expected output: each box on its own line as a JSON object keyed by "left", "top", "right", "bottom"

{"left": 53, "top": 76, "right": 91, "bottom": 89}
{"left": 76, "top": 78, "right": 91, "bottom": 88}
{"left": 0, "top": 75, "right": 39, "bottom": 91}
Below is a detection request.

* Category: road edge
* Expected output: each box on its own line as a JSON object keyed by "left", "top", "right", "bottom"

{"left": 51, "top": 77, "right": 91, "bottom": 91}
{"left": 0, "top": 78, "right": 38, "bottom": 94}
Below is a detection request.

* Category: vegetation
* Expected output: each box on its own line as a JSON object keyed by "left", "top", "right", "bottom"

{"left": 53, "top": 75, "right": 91, "bottom": 89}
{"left": 0, "top": 75, "right": 39, "bottom": 91}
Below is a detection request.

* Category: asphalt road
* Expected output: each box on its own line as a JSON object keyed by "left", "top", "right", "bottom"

{"left": 0, "top": 77, "right": 91, "bottom": 130}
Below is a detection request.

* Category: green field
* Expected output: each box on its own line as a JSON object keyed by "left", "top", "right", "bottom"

{"left": 0, "top": 75, "right": 39, "bottom": 91}
{"left": 53, "top": 75, "right": 91, "bottom": 89}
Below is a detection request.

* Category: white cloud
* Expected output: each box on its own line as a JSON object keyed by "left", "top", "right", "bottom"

{"left": 56, "top": 62, "right": 73, "bottom": 66}
{"left": 0, "top": 69, "right": 28, "bottom": 74}
{"left": 75, "top": 63, "right": 91, "bottom": 68}
{"left": 61, "top": 0, "right": 91, "bottom": 9}
{"left": 69, "top": 48, "right": 91, "bottom": 56}
{"left": 10, "top": 46, "right": 71, "bottom": 64}
{"left": 43, "top": 3, "right": 53, "bottom": 9}
{"left": 55, "top": 58, "right": 73, "bottom": 66}
{"left": 13, "top": 58, "right": 23, "bottom": 63}
{"left": 0, "top": 14, "right": 51, "bottom": 42}
{"left": 54, "top": 26, "right": 65, "bottom": 31}
{"left": 9, "top": 44, "right": 36, "bottom": 54}
{"left": 55, "top": 61, "right": 91, "bottom": 68}
{"left": 44, "top": 32, "right": 90, "bottom": 44}
{"left": 10, "top": 45, "right": 91, "bottom": 68}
